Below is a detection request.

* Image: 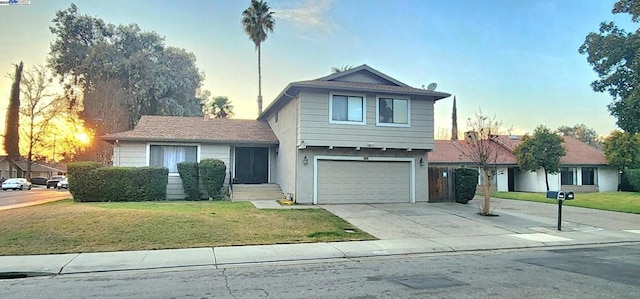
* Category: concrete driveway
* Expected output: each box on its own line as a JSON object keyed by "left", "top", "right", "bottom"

{"left": 321, "top": 197, "right": 640, "bottom": 240}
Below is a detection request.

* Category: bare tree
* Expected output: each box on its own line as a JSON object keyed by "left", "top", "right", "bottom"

{"left": 456, "top": 109, "right": 504, "bottom": 216}
{"left": 19, "top": 65, "right": 63, "bottom": 179}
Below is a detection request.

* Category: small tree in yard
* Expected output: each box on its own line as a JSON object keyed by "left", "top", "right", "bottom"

{"left": 456, "top": 109, "right": 504, "bottom": 216}
{"left": 514, "top": 125, "right": 567, "bottom": 191}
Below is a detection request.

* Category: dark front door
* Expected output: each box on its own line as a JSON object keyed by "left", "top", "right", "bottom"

{"left": 235, "top": 147, "right": 269, "bottom": 184}
{"left": 508, "top": 167, "right": 515, "bottom": 192}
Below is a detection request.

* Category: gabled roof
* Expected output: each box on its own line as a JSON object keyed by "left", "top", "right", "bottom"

{"left": 259, "top": 64, "right": 451, "bottom": 120}
{"left": 430, "top": 135, "right": 607, "bottom": 166}
{"left": 102, "top": 116, "right": 279, "bottom": 145}
{"left": 0, "top": 156, "right": 66, "bottom": 173}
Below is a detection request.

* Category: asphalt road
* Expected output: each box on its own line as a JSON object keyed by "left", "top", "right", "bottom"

{"left": 2, "top": 243, "right": 639, "bottom": 298}
{"left": 0, "top": 187, "right": 70, "bottom": 210}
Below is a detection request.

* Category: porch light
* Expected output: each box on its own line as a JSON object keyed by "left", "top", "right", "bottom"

{"left": 303, "top": 156, "right": 308, "bottom": 165}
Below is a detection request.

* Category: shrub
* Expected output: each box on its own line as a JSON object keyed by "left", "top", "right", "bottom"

{"left": 624, "top": 169, "right": 640, "bottom": 192}
{"left": 177, "top": 162, "right": 201, "bottom": 200}
{"left": 70, "top": 165, "right": 168, "bottom": 202}
{"left": 455, "top": 168, "right": 479, "bottom": 204}
{"left": 199, "top": 158, "right": 226, "bottom": 199}
{"left": 67, "top": 161, "right": 103, "bottom": 202}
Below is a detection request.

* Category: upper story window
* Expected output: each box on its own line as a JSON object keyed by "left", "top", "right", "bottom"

{"left": 149, "top": 145, "right": 198, "bottom": 173}
{"left": 377, "top": 97, "right": 410, "bottom": 127}
{"left": 329, "top": 93, "right": 366, "bottom": 125}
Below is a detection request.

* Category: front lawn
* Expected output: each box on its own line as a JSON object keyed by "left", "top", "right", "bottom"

{"left": 0, "top": 200, "right": 374, "bottom": 256}
{"left": 492, "top": 191, "right": 640, "bottom": 214}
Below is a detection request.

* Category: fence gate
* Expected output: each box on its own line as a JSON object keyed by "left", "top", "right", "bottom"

{"left": 428, "top": 167, "right": 455, "bottom": 202}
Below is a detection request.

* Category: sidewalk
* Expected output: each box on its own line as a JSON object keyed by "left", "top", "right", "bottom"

{"left": 2, "top": 197, "right": 640, "bottom": 277}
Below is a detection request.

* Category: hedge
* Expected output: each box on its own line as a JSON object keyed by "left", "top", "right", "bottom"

{"left": 67, "top": 161, "right": 103, "bottom": 202}
{"left": 199, "top": 158, "right": 226, "bottom": 199}
{"left": 177, "top": 162, "right": 201, "bottom": 200}
{"left": 455, "top": 168, "right": 479, "bottom": 204}
{"left": 69, "top": 164, "right": 168, "bottom": 202}
{"left": 625, "top": 169, "right": 640, "bottom": 192}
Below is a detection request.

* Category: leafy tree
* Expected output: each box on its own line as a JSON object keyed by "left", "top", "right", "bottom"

{"left": 209, "top": 96, "right": 234, "bottom": 119}
{"left": 579, "top": 0, "right": 640, "bottom": 133}
{"left": 242, "top": 0, "right": 275, "bottom": 115}
{"left": 19, "top": 65, "right": 65, "bottom": 179}
{"left": 456, "top": 109, "right": 504, "bottom": 216}
{"left": 603, "top": 130, "right": 640, "bottom": 170}
{"left": 331, "top": 65, "right": 354, "bottom": 73}
{"left": 5, "top": 62, "right": 23, "bottom": 160}
{"left": 48, "top": 4, "right": 204, "bottom": 130}
{"left": 514, "top": 126, "right": 567, "bottom": 191}
{"left": 557, "top": 123, "right": 599, "bottom": 147}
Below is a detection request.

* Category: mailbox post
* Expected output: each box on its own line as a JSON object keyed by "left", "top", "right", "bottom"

{"left": 546, "top": 191, "right": 574, "bottom": 231}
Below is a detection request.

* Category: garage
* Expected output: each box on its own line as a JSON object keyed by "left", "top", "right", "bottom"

{"left": 315, "top": 159, "right": 412, "bottom": 204}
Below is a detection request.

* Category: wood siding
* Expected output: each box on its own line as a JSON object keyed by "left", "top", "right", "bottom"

{"left": 298, "top": 90, "right": 435, "bottom": 150}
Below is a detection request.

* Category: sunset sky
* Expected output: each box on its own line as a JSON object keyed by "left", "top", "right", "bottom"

{"left": 0, "top": 0, "right": 634, "bottom": 145}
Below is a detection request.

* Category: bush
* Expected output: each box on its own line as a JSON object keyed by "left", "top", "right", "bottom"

{"left": 177, "top": 162, "right": 201, "bottom": 200}
{"left": 455, "top": 168, "right": 479, "bottom": 204}
{"left": 624, "top": 169, "right": 640, "bottom": 192}
{"left": 70, "top": 165, "right": 168, "bottom": 202}
{"left": 199, "top": 159, "right": 226, "bottom": 199}
{"left": 67, "top": 161, "right": 103, "bottom": 202}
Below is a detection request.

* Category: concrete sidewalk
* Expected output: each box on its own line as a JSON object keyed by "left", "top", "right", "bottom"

{"left": 2, "top": 197, "right": 640, "bottom": 277}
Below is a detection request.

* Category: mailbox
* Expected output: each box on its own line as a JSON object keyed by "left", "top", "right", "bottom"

{"left": 546, "top": 191, "right": 574, "bottom": 201}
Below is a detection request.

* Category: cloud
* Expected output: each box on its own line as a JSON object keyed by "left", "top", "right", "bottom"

{"left": 274, "top": 0, "right": 337, "bottom": 33}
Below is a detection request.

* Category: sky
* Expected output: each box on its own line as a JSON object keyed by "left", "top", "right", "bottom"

{"left": 0, "top": 0, "right": 634, "bottom": 140}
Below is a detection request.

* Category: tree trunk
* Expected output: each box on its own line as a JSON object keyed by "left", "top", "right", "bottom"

{"left": 257, "top": 44, "right": 263, "bottom": 114}
{"left": 544, "top": 168, "right": 549, "bottom": 191}
{"left": 482, "top": 169, "right": 491, "bottom": 215}
{"left": 5, "top": 61, "right": 23, "bottom": 159}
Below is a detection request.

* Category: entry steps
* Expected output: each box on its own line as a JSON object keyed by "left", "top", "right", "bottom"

{"left": 231, "top": 184, "right": 285, "bottom": 201}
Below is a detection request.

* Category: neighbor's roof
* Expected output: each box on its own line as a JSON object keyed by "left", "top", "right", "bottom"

{"left": 259, "top": 64, "right": 451, "bottom": 120}
{"left": 102, "top": 116, "right": 279, "bottom": 145}
{"left": 0, "top": 156, "right": 66, "bottom": 173}
{"left": 428, "top": 140, "right": 517, "bottom": 165}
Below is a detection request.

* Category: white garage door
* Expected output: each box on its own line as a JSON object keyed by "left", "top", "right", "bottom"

{"left": 316, "top": 160, "right": 411, "bottom": 204}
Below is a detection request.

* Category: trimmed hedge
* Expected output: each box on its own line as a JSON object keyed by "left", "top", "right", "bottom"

{"left": 200, "top": 158, "right": 226, "bottom": 199}
{"left": 67, "top": 161, "right": 103, "bottom": 202}
{"left": 177, "top": 162, "right": 201, "bottom": 200}
{"left": 625, "top": 169, "right": 640, "bottom": 192}
{"left": 69, "top": 164, "right": 168, "bottom": 202}
{"left": 455, "top": 168, "right": 479, "bottom": 204}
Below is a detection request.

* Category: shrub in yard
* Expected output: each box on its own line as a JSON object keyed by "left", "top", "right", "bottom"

{"left": 73, "top": 166, "right": 168, "bottom": 202}
{"left": 455, "top": 168, "right": 479, "bottom": 204}
{"left": 178, "top": 162, "right": 201, "bottom": 200}
{"left": 199, "top": 158, "right": 226, "bottom": 199}
{"left": 67, "top": 161, "right": 103, "bottom": 202}
{"left": 625, "top": 169, "right": 640, "bottom": 192}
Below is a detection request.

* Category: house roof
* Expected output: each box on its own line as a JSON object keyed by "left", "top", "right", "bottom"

{"left": 101, "top": 116, "right": 279, "bottom": 145}
{"left": 0, "top": 156, "right": 66, "bottom": 173}
{"left": 259, "top": 64, "right": 451, "bottom": 120}
{"left": 429, "top": 135, "right": 607, "bottom": 166}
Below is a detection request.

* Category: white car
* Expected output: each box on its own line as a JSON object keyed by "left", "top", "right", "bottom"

{"left": 2, "top": 178, "right": 32, "bottom": 191}
{"left": 57, "top": 178, "right": 69, "bottom": 189}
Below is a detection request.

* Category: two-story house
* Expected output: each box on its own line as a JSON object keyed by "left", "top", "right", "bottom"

{"left": 103, "top": 65, "right": 451, "bottom": 203}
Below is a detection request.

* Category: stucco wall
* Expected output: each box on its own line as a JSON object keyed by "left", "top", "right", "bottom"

{"left": 266, "top": 97, "right": 298, "bottom": 199}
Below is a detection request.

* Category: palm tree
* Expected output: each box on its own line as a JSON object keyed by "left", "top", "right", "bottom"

{"left": 331, "top": 64, "right": 354, "bottom": 73}
{"left": 210, "top": 96, "right": 234, "bottom": 119}
{"left": 242, "top": 0, "right": 275, "bottom": 115}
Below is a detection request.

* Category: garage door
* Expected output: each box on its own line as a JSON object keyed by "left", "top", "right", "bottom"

{"left": 316, "top": 160, "right": 411, "bottom": 204}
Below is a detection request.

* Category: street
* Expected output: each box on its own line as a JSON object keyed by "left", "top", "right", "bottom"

{"left": 0, "top": 187, "right": 70, "bottom": 210}
{"left": 2, "top": 243, "right": 639, "bottom": 298}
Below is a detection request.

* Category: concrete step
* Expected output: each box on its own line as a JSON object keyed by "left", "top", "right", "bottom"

{"left": 232, "top": 184, "right": 284, "bottom": 201}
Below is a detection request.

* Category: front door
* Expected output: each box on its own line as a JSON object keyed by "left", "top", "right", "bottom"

{"left": 235, "top": 147, "right": 269, "bottom": 184}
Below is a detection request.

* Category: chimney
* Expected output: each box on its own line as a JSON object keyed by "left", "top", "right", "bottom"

{"left": 204, "top": 114, "right": 210, "bottom": 121}
{"left": 451, "top": 96, "right": 458, "bottom": 140}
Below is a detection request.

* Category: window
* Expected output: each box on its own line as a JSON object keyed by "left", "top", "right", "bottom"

{"left": 377, "top": 97, "right": 410, "bottom": 127}
{"left": 560, "top": 167, "right": 576, "bottom": 185}
{"left": 330, "top": 94, "right": 365, "bottom": 124}
{"left": 149, "top": 145, "right": 198, "bottom": 173}
{"left": 581, "top": 167, "right": 597, "bottom": 185}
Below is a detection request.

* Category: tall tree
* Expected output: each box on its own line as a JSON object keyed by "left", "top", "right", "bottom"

{"left": 457, "top": 109, "right": 504, "bottom": 216}
{"left": 557, "top": 123, "right": 599, "bottom": 147}
{"left": 209, "top": 96, "right": 234, "bottom": 119}
{"left": 242, "top": 0, "right": 275, "bottom": 115}
{"left": 579, "top": 0, "right": 640, "bottom": 133}
{"left": 5, "top": 62, "right": 23, "bottom": 159}
{"left": 514, "top": 126, "right": 567, "bottom": 191}
{"left": 19, "top": 65, "right": 64, "bottom": 179}
{"left": 603, "top": 130, "right": 640, "bottom": 170}
{"left": 451, "top": 96, "right": 458, "bottom": 141}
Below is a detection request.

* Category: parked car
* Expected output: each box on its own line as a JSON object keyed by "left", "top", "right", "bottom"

{"left": 2, "top": 178, "right": 32, "bottom": 191}
{"left": 46, "top": 175, "right": 65, "bottom": 189}
{"left": 57, "top": 178, "right": 68, "bottom": 189}
{"left": 30, "top": 177, "right": 47, "bottom": 185}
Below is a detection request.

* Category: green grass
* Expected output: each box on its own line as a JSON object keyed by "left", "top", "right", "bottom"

{"left": 0, "top": 199, "right": 374, "bottom": 256}
{"left": 492, "top": 191, "right": 640, "bottom": 214}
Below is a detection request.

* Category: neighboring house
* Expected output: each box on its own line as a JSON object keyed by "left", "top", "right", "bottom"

{"left": 428, "top": 135, "right": 618, "bottom": 193}
{"left": 103, "top": 64, "right": 451, "bottom": 203}
{"left": 0, "top": 156, "right": 66, "bottom": 179}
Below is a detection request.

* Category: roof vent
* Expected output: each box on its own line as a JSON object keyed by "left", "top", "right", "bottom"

{"left": 509, "top": 135, "right": 519, "bottom": 140}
